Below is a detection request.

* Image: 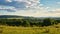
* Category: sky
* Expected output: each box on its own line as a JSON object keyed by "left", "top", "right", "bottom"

{"left": 0, "top": 0, "right": 60, "bottom": 17}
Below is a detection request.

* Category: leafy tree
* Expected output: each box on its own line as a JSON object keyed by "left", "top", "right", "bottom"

{"left": 43, "top": 18, "right": 58, "bottom": 26}
{"left": 22, "top": 20, "right": 30, "bottom": 27}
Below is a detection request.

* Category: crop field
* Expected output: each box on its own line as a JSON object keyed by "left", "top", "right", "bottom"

{"left": 0, "top": 24, "right": 60, "bottom": 34}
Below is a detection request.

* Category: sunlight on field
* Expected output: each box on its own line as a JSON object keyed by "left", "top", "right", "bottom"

{"left": 0, "top": 24, "right": 60, "bottom": 34}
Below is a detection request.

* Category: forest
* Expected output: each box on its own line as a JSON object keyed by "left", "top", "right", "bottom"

{"left": 0, "top": 18, "right": 60, "bottom": 27}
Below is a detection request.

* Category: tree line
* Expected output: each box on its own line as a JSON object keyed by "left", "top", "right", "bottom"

{"left": 0, "top": 18, "right": 60, "bottom": 27}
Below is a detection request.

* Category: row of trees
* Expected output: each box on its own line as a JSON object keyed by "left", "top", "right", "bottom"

{"left": 0, "top": 18, "right": 59, "bottom": 27}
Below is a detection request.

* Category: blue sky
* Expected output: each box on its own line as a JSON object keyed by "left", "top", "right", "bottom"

{"left": 41, "top": 0, "right": 60, "bottom": 8}
{"left": 0, "top": 0, "right": 60, "bottom": 17}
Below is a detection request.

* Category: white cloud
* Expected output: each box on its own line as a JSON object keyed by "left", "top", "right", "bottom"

{"left": 6, "top": 0, "right": 41, "bottom": 9}
{"left": 57, "top": 2, "right": 60, "bottom": 4}
{"left": 48, "top": 8, "right": 60, "bottom": 13}
{"left": 0, "top": 5, "right": 15, "bottom": 9}
{"left": 0, "top": 8, "right": 60, "bottom": 17}
{"left": 1, "top": 0, "right": 60, "bottom": 17}
{"left": 6, "top": 0, "right": 12, "bottom": 2}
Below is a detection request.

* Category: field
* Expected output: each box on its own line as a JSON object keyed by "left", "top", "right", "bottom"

{"left": 0, "top": 18, "right": 60, "bottom": 34}
{"left": 0, "top": 24, "right": 60, "bottom": 34}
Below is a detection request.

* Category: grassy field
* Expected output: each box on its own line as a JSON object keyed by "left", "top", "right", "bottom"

{"left": 0, "top": 24, "right": 60, "bottom": 34}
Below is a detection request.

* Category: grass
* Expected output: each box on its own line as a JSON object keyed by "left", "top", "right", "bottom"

{"left": 0, "top": 24, "right": 60, "bottom": 34}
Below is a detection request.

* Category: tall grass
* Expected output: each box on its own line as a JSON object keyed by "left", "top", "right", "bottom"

{"left": 0, "top": 24, "right": 60, "bottom": 34}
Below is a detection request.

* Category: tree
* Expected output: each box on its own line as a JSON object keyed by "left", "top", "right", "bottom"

{"left": 43, "top": 18, "right": 57, "bottom": 26}
{"left": 22, "top": 20, "right": 30, "bottom": 27}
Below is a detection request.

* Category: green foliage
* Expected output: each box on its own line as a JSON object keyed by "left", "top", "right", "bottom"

{"left": 43, "top": 18, "right": 58, "bottom": 26}
{"left": 22, "top": 20, "right": 30, "bottom": 27}
{"left": 0, "top": 18, "right": 59, "bottom": 27}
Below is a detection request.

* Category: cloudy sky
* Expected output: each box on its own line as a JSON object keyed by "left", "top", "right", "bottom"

{"left": 0, "top": 0, "right": 60, "bottom": 17}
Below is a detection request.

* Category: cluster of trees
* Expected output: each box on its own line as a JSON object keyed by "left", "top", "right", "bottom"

{"left": 0, "top": 18, "right": 59, "bottom": 27}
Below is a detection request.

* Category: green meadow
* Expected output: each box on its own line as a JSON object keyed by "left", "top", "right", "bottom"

{"left": 0, "top": 24, "right": 60, "bottom": 34}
